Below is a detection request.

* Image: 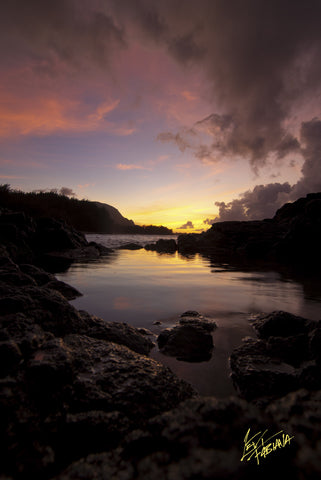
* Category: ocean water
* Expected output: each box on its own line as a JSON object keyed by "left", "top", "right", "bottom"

{"left": 57, "top": 234, "right": 321, "bottom": 397}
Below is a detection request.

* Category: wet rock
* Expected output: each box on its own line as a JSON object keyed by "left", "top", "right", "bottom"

{"left": 44, "top": 279, "right": 82, "bottom": 300}
{"left": 179, "top": 312, "right": 217, "bottom": 332}
{"left": 118, "top": 243, "right": 142, "bottom": 250}
{"left": 1, "top": 332, "right": 195, "bottom": 479}
{"left": 251, "top": 311, "right": 317, "bottom": 339}
{"left": 78, "top": 310, "right": 154, "bottom": 355}
{"left": 230, "top": 338, "right": 299, "bottom": 401}
{"left": 266, "top": 334, "right": 310, "bottom": 367}
{"left": 19, "top": 263, "right": 55, "bottom": 285}
{"left": 144, "top": 239, "right": 177, "bottom": 253}
{"left": 0, "top": 262, "right": 36, "bottom": 287}
{"left": 87, "top": 241, "right": 113, "bottom": 255}
{"left": 157, "top": 324, "right": 214, "bottom": 362}
{"left": 137, "top": 328, "right": 153, "bottom": 336}
{"left": 0, "top": 285, "right": 84, "bottom": 337}
{"left": 59, "top": 334, "right": 196, "bottom": 417}
{"left": 37, "top": 247, "right": 101, "bottom": 273}
{"left": 181, "top": 310, "right": 200, "bottom": 317}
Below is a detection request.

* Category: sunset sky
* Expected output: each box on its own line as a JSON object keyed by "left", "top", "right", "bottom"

{"left": 1, "top": 0, "right": 321, "bottom": 232}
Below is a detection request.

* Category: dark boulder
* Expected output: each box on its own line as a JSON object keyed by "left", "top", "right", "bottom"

{"left": 179, "top": 311, "right": 217, "bottom": 332}
{"left": 177, "top": 233, "right": 200, "bottom": 253}
{"left": 43, "top": 279, "right": 82, "bottom": 300}
{"left": 19, "top": 264, "right": 55, "bottom": 285}
{"left": 61, "top": 334, "right": 196, "bottom": 417}
{"left": 77, "top": 310, "right": 154, "bottom": 355}
{"left": 157, "top": 324, "right": 214, "bottom": 362}
{"left": 145, "top": 239, "right": 177, "bottom": 253}
{"left": 251, "top": 311, "right": 318, "bottom": 339}
{"left": 230, "top": 338, "right": 299, "bottom": 401}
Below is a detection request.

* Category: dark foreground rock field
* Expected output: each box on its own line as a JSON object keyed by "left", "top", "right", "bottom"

{"left": 1, "top": 205, "right": 321, "bottom": 479}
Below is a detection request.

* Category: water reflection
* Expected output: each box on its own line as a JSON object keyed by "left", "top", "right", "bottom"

{"left": 57, "top": 247, "right": 321, "bottom": 397}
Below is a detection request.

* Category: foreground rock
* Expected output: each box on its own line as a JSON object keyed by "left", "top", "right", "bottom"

{"left": 157, "top": 311, "right": 216, "bottom": 362}
{"left": 177, "top": 192, "right": 321, "bottom": 265}
{"left": 0, "top": 261, "right": 195, "bottom": 479}
{"left": 230, "top": 311, "right": 321, "bottom": 402}
{"left": 55, "top": 390, "right": 321, "bottom": 480}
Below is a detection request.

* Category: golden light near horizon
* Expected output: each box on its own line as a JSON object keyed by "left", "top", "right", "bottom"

{"left": 1, "top": 0, "right": 321, "bottom": 226}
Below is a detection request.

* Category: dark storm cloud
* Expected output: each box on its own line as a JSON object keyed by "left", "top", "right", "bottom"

{"left": 146, "top": 0, "right": 321, "bottom": 165}
{"left": 0, "top": 0, "right": 125, "bottom": 72}
{"left": 213, "top": 119, "right": 321, "bottom": 221}
{"left": 214, "top": 183, "right": 292, "bottom": 221}
{"left": 168, "top": 33, "right": 206, "bottom": 64}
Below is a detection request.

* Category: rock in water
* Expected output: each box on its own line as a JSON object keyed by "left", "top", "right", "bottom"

{"left": 157, "top": 324, "right": 214, "bottom": 362}
{"left": 144, "top": 239, "right": 177, "bottom": 253}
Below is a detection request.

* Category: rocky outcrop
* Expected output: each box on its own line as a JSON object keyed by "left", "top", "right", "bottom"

{"left": 177, "top": 192, "right": 321, "bottom": 264}
{"left": 230, "top": 311, "right": 321, "bottom": 402}
{"left": 157, "top": 311, "right": 216, "bottom": 362}
{"left": 145, "top": 238, "right": 177, "bottom": 253}
{"left": 0, "top": 210, "right": 112, "bottom": 272}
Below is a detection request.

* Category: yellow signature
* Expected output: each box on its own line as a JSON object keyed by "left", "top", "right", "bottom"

{"left": 241, "top": 428, "right": 294, "bottom": 465}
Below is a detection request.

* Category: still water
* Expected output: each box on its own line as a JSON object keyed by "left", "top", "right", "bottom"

{"left": 57, "top": 234, "right": 321, "bottom": 397}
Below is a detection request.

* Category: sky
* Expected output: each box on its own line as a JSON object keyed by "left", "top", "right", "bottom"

{"left": 1, "top": 0, "right": 321, "bottom": 233}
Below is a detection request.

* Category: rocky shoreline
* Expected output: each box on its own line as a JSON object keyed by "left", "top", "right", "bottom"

{"left": 1, "top": 207, "right": 321, "bottom": 478}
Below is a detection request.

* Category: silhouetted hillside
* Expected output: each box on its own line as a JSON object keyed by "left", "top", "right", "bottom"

{"left": 0, "top": 185, "right": 173, "bottom": 235}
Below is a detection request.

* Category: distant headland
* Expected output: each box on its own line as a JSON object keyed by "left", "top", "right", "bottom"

{"left": 0, "top": 185, "right": 173, "bottom": 235}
